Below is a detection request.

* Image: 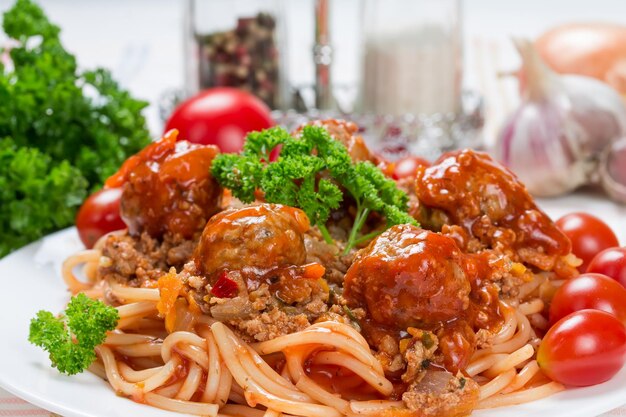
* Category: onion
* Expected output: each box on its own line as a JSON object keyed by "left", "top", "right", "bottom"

{"left": 406, "top": 371, "right": 479, "bottom": 417}
{"left": 210, "top": 296, "right": 253, "bottom": 321}
{"left": 495, "top": 38, "right": 626, "bottom": 197}
{"left": 411, "top": 370, "right": 456, "bottom": 394}
{"left": 536, "top": 23, "right": 626, "bottom": 95}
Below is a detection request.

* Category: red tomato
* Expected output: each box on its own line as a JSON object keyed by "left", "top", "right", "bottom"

{"left": 392, "top": 156, "right": 431, "bottom": 180}
{"left": 555, "top": 212, "right": 619, "bottom": 272}
{"left": 549, "top": 273, "right": 626, "bottom": 325}
{"left": 588, "top": 247, "right": 626, "bottom": 289}
{"left": 537, "top": 309, "right": 626, "bottom": 387}
{"left": 269, "top": 145, "right": 282, "bottom": 162}
{"left": 76, "top": 188, "right": 126, "bottom": 249}
{"left": 164, "top": 88, "right": 273, "bottom": 153}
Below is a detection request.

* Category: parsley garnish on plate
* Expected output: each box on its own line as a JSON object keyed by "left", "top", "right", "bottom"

{"left": 211, "top": 125, "right": 418, "bottom": 253}
{"left": 28, "top": 294, "right": 119, "bottom": 375}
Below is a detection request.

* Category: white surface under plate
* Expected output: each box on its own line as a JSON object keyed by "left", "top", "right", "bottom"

{"left": 1, "top": 192, "right": 626, "bottom": 417}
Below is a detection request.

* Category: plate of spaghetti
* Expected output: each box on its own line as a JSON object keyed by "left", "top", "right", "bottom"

{"left": 1, "top": 119, "right": 626, "bottom": 417}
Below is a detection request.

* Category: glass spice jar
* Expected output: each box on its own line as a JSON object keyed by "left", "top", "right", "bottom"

{"left": 184, "top": 0, "right": 287, "bottom": 109}
{"left": 359, "top": 0, "right": 463, "bottom": 116}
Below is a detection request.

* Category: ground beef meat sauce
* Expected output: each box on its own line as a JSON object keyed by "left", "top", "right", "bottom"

{"left": 99, "top": 232, "right": 195, "bottom": 286}
{"left": 93, "top": 125, "right": 577, "bottom": 417}
{"left": 115, "top": 130, "right": 222, "bottom": 239}
{"left": 414, "top": 149, "right": 579, "bottom": 306}
{"left": 414, "top": 149, "right": 577, "bottom": 278}
{"left": 186, "top": 203, "right": 332, "bottom": 341}
{"left": 303, "top": 228, "right": 353, "bottom": 285}
{"left": 343, "top": 225, "right": 502, "bottom": 415}
{"left": 98, "top": 130, "right": 222, "bottom": 289}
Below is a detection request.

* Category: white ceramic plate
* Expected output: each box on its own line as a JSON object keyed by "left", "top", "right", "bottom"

{"left": 1, "top": 192, "right": 626, "bottom": 417}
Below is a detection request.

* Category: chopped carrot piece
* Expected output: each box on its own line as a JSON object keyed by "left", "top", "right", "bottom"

{"left": 302, "top": 263, "right": 326, "bottom": 280}
{"left": 157, "top": 272, "right": 183, "bottom": 332}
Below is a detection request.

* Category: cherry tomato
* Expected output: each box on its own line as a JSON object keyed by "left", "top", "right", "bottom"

{"left": 549, "top": 273, "right": 626, "bottom": 325}
{"left": 555, "top": 212, "right": 619, "bottom": 272}
{"left": 588, "top": 247, "right": 626, "bottom": 289}
{"left": 392, "top": 156, "right": 431, "bottom": 180}
{"left": 76, "top": 188, "right": 126, "bottom": 249}
{"left": 164, "top": 88, "right": 273, "bottom": 153}
{"left": 537, "top": 309, "right": 626, "bottom": 387}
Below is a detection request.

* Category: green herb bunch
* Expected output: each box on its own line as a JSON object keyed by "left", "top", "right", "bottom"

{"left": 0, "top": 0, "right": 151, "bottom": 257}
{"left": 29, "top": 294, "right": 119, "bottom": 375}
{"left": 212, "top": 125, "right": 417, "bottom": 253}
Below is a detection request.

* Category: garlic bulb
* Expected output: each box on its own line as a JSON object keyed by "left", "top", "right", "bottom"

{"left": 600, "top": 138, "right": 626, "bottom": 203}
{"left": 495, "top": 38, "right": 626, "bottom": 197}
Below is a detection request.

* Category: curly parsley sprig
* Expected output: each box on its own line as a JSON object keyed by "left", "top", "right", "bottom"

{"left": 0, "top": 0, "right": 151, "bottom": 257}
{"left": 211, "top": 125, "right": 417, "bottom": 252}
{"left": 28, "top": 294, "right": 119, "bottom": 375}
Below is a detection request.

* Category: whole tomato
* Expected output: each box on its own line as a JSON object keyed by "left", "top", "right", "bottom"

{"left": 556, "top": 212, "right": 619, "bottom": 272}
{"left": 549, "top": 273, "right": 626, "bottom": 325}
{"left": 164, "top": 88, "right": 273, "bottom": 153}
{"left": 588, "top": 247, "right": 626, "bottom": 289}
{"left": 537, "top": 309, "right": 626, "bottom": 387}
{"left": 76, "top": 188, "right": 126, "bottom": 248}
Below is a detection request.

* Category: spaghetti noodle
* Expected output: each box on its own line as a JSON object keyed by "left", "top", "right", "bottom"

{"left": 53, "top": 126, "right": 581, "bottom": 416}
{"left": 62, "top": 243, "right": 565, "bottom": 417}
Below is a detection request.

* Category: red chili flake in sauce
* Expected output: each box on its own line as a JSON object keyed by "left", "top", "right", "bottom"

{"left": 210, "top": 272, "right": 239, "bottom": 298}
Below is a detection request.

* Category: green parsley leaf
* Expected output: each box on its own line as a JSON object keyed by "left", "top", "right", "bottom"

{"left": 211, "top": 125, "right": 418, "bottom": 251}
{"left": 0, "top": 0, "right": 151, "bottom": 257}
{"left": 28, "top": 294, "right": 119, "bottom": 375}
{"left": 0, "top": 138, "right": 88, "bottom": 257}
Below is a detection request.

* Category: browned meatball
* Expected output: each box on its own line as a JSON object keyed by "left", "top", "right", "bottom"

{"left": 344, "top": 224, "right": 474, "bottom": 328}
{"left": 193, "top": 204, "right": 310, "bottom": 277}
{"left": 343, "top": 224, "right": 498, "bottom": 372}
{"left": 415, "top": 149, "right": 572, "bottom": 273}
{"left": 293, "top": 119, "right": 376, "bottom": 163}
{"left": 109, "top": 130, "right": 222, "bottom": 239}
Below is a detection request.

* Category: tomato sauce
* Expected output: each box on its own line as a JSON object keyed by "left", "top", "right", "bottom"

{"left": 110, "top": 130, "right": 222, "bottom": 239}
{"left": 193, "top": 204, "right": 311, "bottom": 289}
{"left": 344, "top": 224, "right": 504, "bottom": 373}
{"left": 415, "top": 150, "right": 571, "bottom": 266}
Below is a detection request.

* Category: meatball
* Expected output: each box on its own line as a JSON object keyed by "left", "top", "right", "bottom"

{"left": 415, "top": 149, "right": 571, "bottom": 272}
{"left": 344, "top": 224, "right": 474, "bottom": 329}
{"left": 293, "top": 119, "right": 376, "bottom": 163}
{"left": 193, "top": 204, "right": 310, "bottom": 277}
{"left": 111, "top": 130, "right": 222, "bottom": 239}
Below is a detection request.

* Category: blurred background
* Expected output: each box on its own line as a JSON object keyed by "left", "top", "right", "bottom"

{"left": 3, "top": 0, "right": 626, "bottom": 204}
{"left": 0, "top": 0, "right": 622, "bottom": 132}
